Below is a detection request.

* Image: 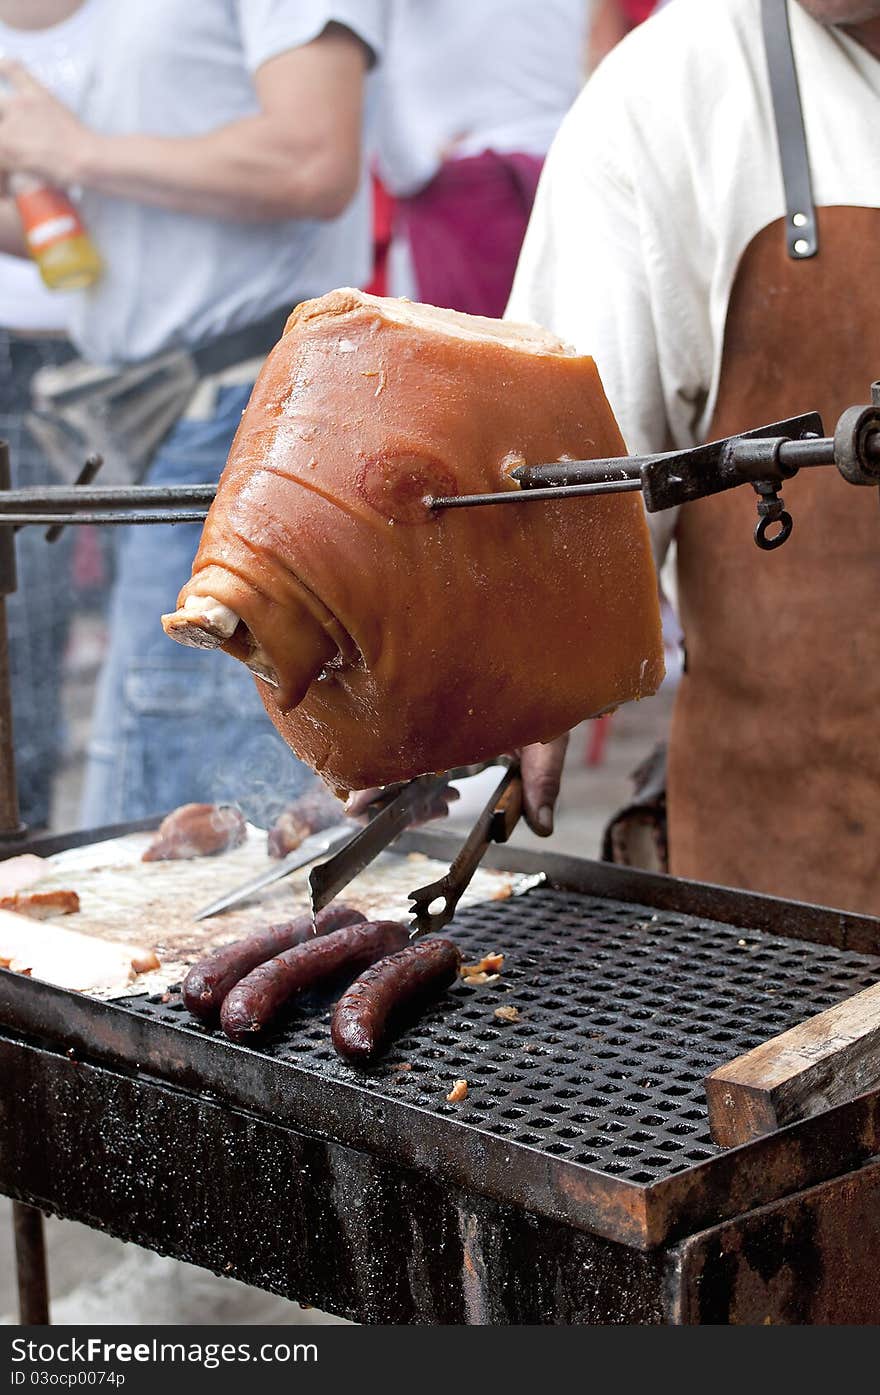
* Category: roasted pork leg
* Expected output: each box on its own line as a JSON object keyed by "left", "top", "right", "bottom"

{"left": 162, "top": 291, "right": 664, "bottom": 793}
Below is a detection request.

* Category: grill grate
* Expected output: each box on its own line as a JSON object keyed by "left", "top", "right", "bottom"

{"left": 124, "top": 886, "right": 880, "bottom": 1187}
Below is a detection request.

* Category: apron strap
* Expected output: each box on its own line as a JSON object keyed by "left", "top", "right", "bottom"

{"left": 761, "top": 0, "right": 819, "bottom": 260}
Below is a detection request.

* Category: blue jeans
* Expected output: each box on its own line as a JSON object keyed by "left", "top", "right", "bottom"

{"left": 0, "top": 332, "right": 77, "bottom": 829}
{"left": 81, "top": 383, "right": 315, "bottom": 827}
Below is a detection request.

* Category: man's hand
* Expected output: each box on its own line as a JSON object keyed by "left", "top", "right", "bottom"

{"left": 344, "top": 783, "right": 460, "bottom": 824}
{"left": 519, "top": 734, "right": 569, "bottom": 837}
{"left": 345, "top": 733, "right": 570, "bottom": 839}
{"left": 0, "top": 61, "right": 96, "bottom": 185}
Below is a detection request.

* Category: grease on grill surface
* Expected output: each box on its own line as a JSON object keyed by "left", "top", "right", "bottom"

{"left": 125, "top": 887, "right": 880, "bottom": 1188}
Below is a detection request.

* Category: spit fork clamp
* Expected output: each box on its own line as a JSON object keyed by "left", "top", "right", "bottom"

{"left": 428, "top": 380, "right": 880, "bottom": 552}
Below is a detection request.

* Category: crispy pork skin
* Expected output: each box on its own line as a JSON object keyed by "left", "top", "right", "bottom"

{"left": 163, "top": 290, "right": 664, "bottom": 793}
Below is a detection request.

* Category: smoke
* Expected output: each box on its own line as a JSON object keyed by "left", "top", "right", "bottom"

{"left": 207, "top": 725, "right": 321, "bottom": 830}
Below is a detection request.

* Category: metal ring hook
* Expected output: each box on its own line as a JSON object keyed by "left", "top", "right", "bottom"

{"left": 754, "top": 510, "right": 793, "bottom": 550}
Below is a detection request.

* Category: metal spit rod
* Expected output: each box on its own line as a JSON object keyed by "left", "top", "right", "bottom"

{"left": 426, "top": 392, "right": 880, "bottom": 512}
{"left": 0, "top": 511, "right": 211, "bottom": 527}
{"left": 515, "top": 434, "right": 842, "bottom": 489}
{"left": 0, "top": 484, "right": 217, "bottom": 511}
{"left": 0, "top": 482, "right": 215, "bottom": 529}
{"left": 0, "top": 445, "right": 826, "bottom": 522}
{"left": 426, "top": 432, "right": 858, "bottom": 510}
{"left": 426, "top": 477, "right": 645, "bottom": 510}
{"left": 0, "top": 400, "right": 877, "bottom": 527}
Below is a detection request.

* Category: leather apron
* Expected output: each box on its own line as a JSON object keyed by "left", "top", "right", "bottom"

{"left": 667, "top": 206, "right": 880, "bottom": 914}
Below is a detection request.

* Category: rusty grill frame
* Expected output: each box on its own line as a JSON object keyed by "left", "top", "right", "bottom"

{"left": 3, "top": 825, "right": 880, "bottom": 1264}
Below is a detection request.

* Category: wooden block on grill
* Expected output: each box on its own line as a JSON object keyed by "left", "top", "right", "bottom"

{"left": 705, "top": 980, "right": 880, "bottom": 1148}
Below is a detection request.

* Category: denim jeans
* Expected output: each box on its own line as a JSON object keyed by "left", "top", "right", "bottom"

{"left": 0, "top": 332, "right": 77, "bottom": 829}
{"left": 81, "top": 383, "right": 315, "bottom": 827}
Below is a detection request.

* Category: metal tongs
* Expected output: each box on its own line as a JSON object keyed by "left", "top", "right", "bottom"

{"left": 195, "top": 769, "right": 464, "bottom": 921}
{"left": 307, "top": 770, "right": 456, "bottom": 918}
{"left": 195, "top": 762, "right": 523, "bottom": 932}
{"left": 408, "top": 759, "right": 523, "bottom": 937}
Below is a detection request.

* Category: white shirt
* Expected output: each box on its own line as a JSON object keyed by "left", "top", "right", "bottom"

{"left": 376, "top": 0, "right": 589, "bottom": 196}
{"left": 0, "top": 0, "right": 107, "bottom": 332}
{"left": 507, "top": 0, "right": 880, "bottom": 558}
{"left": 68, "top": 0, "right": 385, "bottom": 365}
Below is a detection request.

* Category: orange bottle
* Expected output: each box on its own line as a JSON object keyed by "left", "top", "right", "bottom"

{"left": 11, "top": 172, "right": 102, "bottom": 291}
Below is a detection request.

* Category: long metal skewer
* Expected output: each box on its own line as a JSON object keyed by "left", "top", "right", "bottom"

{"left": 0, "top": 404, "right": 876, "bottom": 526}
{"left": 0, "top": 511, "right": 211, "bottom": 526}
{"left": 425, "top": 478, "right": 645, "bottom": 509}
{"left": 0, "top": 484, "right": 216, "bottom": 513}
{"left": 0, "top": 483, "right": 216, "bottom": 528}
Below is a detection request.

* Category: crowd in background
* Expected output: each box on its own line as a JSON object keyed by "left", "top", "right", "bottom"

{"left": 0, "top": 0, "right": 663, "bottom": 835}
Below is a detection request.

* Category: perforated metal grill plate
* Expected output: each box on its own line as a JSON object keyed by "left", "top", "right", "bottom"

{"left": 124, "top": 884, "right": 880, "bottom": 1187}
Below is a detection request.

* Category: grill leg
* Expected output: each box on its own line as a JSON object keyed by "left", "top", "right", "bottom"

{"left": 13, "top": 1201, "right": 50, "bottom": 1324}
{"left": 0, "top": 442, "right": 23, "bottom": 840}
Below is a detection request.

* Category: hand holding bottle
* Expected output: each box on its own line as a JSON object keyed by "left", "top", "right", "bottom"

{"left": 0, "top": 59, "right": 101, "bottom": 290}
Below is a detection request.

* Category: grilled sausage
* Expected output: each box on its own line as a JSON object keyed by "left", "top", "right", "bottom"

{"left": 331, "top": 938, "right": 462, "bottom": 1065}
{"left": 183, "top": 904, "right": 365, "bottom": 1023}
{"left": 220, "top": 919, "right": 408, "bottom": 1043}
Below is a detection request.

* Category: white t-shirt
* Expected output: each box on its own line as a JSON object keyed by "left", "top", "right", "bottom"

{"left": 376, "top": 0, "right": 589, "bottom": 197}
{"left": 507, "top": 0, "right": 880, "bottom": 556}
{"left": 68, "top": 0, "right": 385, "bottom": 365}
{"left": 0, "top": 0, "right": 107, "bottom": 332}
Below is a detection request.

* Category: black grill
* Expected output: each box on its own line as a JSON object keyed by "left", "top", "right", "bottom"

{"left": 127, "top": 885, "right": 880, "bottom": 1187}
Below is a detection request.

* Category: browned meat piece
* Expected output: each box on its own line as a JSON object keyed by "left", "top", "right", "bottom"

{"left": 142, "top": 803, "right": 247, "bottom": 862}
{"left": 130, "top": 948, "right": 161, "bottom": 974}
{"left": 0, "top": 889, "right": 80, "bottom": 919}
{"left": 267, "top": 787, "right": 342, "bottom": 858}
{"left": 461, "top": 952, "right": 504, "bottom": 977}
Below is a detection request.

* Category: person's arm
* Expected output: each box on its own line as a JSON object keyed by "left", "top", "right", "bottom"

{"left": 0, "top": 22, "right": 372, "bottom": 223}
{"left": 586, "top": 0, "right": 633, "bottom": 70}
